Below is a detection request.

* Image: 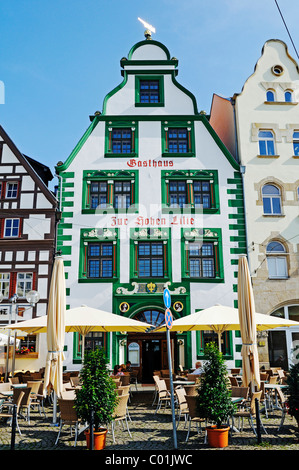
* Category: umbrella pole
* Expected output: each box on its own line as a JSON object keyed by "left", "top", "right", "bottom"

{"left": 218, "top": 332, "right": 222, "bottom": 352}
{"left": 81, "top": 335, "right": 85, "bottom": 363}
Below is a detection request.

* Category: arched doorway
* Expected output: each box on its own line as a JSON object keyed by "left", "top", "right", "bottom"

{"left": 127, "top": 308, "right": 176, "bottom": 383}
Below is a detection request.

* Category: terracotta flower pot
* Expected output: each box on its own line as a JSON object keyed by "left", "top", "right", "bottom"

{"left": 85, "top": 428, "right": 108, "bottom": 450}
{"left": 206, "top": 425, "right": 230, "bottom": 448}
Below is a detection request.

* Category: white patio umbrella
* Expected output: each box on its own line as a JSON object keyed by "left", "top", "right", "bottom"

{"left": 238, "top": 255, "right": 260, "bottom": 389}
{"left": 43, "top": 256, "right": 66, "bottom": 399}
{"left": 0, "top": 332, "right": 20, "bottom": 347}
{"left": 153, "top": 304, "right": 299, "bottom": 351}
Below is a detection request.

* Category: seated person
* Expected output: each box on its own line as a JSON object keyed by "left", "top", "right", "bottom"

{"left": 193, "top": 361, "right": 204, "bottom": 375}
{"left": 113, "top": 364, "right": 124, "bottom": 376}
{"left": 125, "top": 361, "right": 132, "bottom": 372}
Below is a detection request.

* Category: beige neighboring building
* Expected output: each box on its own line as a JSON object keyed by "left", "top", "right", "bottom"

{"left": 210, "top": 39, "right": 299, "bottom": 369}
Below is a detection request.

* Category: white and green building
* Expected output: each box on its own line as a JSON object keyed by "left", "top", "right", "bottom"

{"left": 55, "top": 35, "right": 246, "bottom": 380}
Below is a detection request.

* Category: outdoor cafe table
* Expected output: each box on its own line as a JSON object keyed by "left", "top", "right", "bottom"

{"left": 264, "top": 383, "right": 287, "bottom": 410}
{"left": 173, "top": 381, "right": 195, "bottom": 386}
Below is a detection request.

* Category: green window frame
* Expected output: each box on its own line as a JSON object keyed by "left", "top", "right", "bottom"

{"left": 82, "top": 170, "right": 138, "bottom": 214}
{"left": 130, "top": 228, "right": 171, "bottom": 280}
{"left": 105, "top": 121, "right": 138, "bottom": 157}
{"left": 161, "top": 121, "right": 195, "bottom": 157}
{"left": 79, "top": 228, "right": 119, "bottom": 282}
{"left": 196, "top": 328, "right": 233, "bottom": 360}
{"left": 181, "top": 228, "right": 224, "bottom": 283}
{"left": 161, "top": 170, "right": 219, "bottom": 214}
{"left": 135, "top": 76, "right": 164, "bottom": 107}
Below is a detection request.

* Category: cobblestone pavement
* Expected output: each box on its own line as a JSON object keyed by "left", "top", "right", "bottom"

{"left": 0, "top": 391, "right": 299, "bottom": 452}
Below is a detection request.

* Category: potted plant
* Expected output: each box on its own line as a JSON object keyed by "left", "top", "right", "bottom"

{"left": 286, "top": 345, "right": 299, "bottom": 430}
{"left": 74, "top": 348, "right": 118, "bottom": 450}
{"left": 196, "top": 342, "right": 236, "bottom": 448}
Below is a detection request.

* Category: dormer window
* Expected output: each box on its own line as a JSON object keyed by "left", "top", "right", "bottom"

{"left": 285, "top": 90, "right": 293, "bottom": 102}
{"left": 135, "top": 76, "right": 164, "bottom": 107}
{"left": 266, "top": 90, "right": 275, "bottom": 102}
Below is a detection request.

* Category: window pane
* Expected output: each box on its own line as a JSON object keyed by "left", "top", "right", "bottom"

{"left": 266, "top": 140, "right": 275, "bottom": 155}
{"left": 262, "top": 185, "right": 280, "bottom": 195}
{"left": 88, "top": 260, "right": 100, "bottom": 278}
{"left": 266, "top": 90, "right": 275, "bottom": 101}
{"left": 263, "top": 197, "right": 272, "bottom": 214}
{"left": 267, "top": 242, "right": 285, "bottom": 253}
{"left": 272, "top": 197, "right": 281, "bottom": 214}
{"left": 202, "top": 259, "right": 215, "bottom": 277}
{"left": 6, "top": 183, "right": 18, "bottom": 198}
{"left": 259, "top": 140, "right": 267, "bottom": 155}
{"left": 190, "top": 259, "right": 200, "bottom": 277}
{"left": 87, "top": 242, "right": 113, "bottom": 278}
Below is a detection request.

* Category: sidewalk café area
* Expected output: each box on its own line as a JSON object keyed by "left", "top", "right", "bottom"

{"left": 0, "top": 367, "right": 299, "bottom": 451}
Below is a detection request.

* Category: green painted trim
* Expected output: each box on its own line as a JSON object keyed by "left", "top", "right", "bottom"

{"left": 181, "top": 227, "right": 224, "bottom": 283}
{"left": 127, "top": 40, "right": 172, "bottom": 60}
{"left": 81, "top": 169, "right": 139, "bottom": 214}
{"left": 129, "top": 227, "right": 172, "bottom": 281}
{"left": 195, "top": 309, "right": 233, "bottom": 359}
{"left": 161, "top": 169, "right": 220, "bottom": 214}
{"left": 161, "top": 120, "right": 195, "bottom": 158}
{"left": 55, "top": 118, "right": 101, "bottom": 174}
{"left": 104, "top": 120, "right": 139, "bottom": 158}
{"left": 78, "top": 227, "right": 120, "bottom": 281}
{"left": 135, "top": 75, "right": 165, "bottom": 107}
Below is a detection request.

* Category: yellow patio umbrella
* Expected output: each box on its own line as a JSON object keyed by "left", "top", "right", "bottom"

{"left": 43, "top": 256, "right": 66, "bottom": 399}
{"left": 238, "top": 255, "right": 260, "bottom": 389}
{"left": 0, "top": 305, "right": 152, "bottom": 360}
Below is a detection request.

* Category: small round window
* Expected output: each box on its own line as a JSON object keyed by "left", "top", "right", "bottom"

{"left": 271, "top": 65, "right": 284, "bottom": 76}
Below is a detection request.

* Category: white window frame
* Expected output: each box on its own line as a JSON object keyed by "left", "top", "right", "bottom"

{"left": 266, "top": 242, "right": 288, "bottom": 279}
{"left": 258, "top": 130, "right": 276, "bottom": 156}
{"left": 262, "top": 184, "right": 282, "bottom": 215}
{"left": 16, "top": 272, "right": 33, "bottom": 298}
{"left": 0, "top": 273, "right": 10, "bottom": 298}
{"left": 3, "top": 218, "right": 20, "bottom": 238}
{"left": 5, "top": 182, "right": 19, "bottom": 199}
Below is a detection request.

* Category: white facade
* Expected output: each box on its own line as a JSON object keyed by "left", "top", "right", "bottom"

{"left": 56, "top": 37, "right": 245, "bottom": 376}
{"left": 211, "top": 39, "right": 299, "bottom": 369}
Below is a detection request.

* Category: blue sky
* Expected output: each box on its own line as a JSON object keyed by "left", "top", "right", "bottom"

{"left": 1, "top": 0, "right": 299, "bottom": 189}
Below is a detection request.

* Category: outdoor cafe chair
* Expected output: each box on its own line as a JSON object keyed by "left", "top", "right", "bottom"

{"left": 55, "top": 398, "right": 81, "bottom": 447}
{"left": 175, "top": 387, "right": 189, "bottom": 428}
{"left": 111, "top": 394, "right": 132, "bottom": 444}
{"left": 120, "top": 375, "right": 131, "bottom": 387}
{"left": 230, "top": 368, "right": 241, "bottom": 376}
{"left": 117, "top": 385, "right": 130, "bottom": 396}
{"left": 31, "top": 382, "right": 47, "bottom": 418}
{"left": 231, "top": 386, "right": 249, "bottom": 402}
{"left": 187, "top": 374, "right": 201, "bottom": 384}
{"left": 228, "top": 376, "right": 239, "bottom": 387}
{"left": 276, "top": 387, "right": 288, "bottom": 432}
{"left": 61, "top": 390, "right": 76, "bottom": 399}
{"left": 184, "top": 395, "right": 206, "bottom": 443}
{"left": 231, "top": 391, "right": 268, "bottom": 436}
{"left": 0, "top": 382, "right": 12, "bottom": 392}
{"left": 70, "top": 376, "right": 80, "bottom": 388}
{"left": 154, "top": 379, "right": 171, "bottom": 414}
{"left": 152, "top": 375, "right": 160, "bottom": 405}
{"left": 8, "top": 377, "right": 20, "bottom": 384}
{"left": 0, "top": 389, "right": 24, "bottom": 435}
{"left": 19, "top": 387, "right": 32, "bottom": 424}
{"left": 260, "top": 372, "right": 269, "bottom": 382}
{"left": 277, "top": 369, "right": 286, "bottom": 384}
{"left": 129, "top": 370, "right": 139, "bottom": 392}
{"left": 183, "top": 385, "right": 198, "bottom": 396}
